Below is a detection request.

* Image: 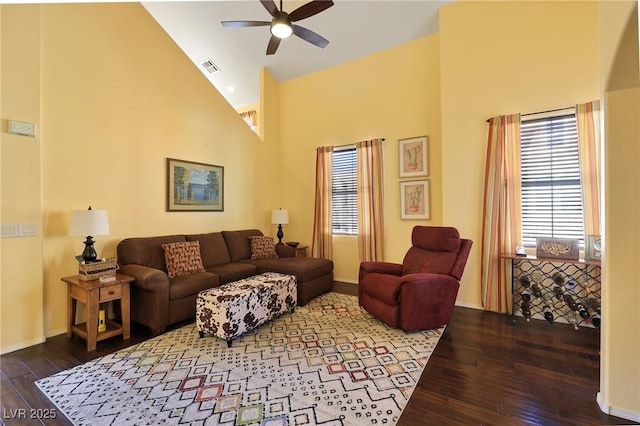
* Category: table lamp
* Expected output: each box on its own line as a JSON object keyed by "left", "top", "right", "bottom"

{"left": 271, "top": 208, "right": 289, "bottom": 245}
{"left": 69, "top": 206, "right": 110, "bottom": 262}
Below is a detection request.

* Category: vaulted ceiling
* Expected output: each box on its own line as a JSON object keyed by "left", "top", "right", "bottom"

{"left": 143, "top": 1, "right": 454, "bottom": 108}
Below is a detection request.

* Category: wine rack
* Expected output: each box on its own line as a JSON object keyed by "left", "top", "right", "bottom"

{"left": 505, "top": 254, "right": 601, "bottom": 330}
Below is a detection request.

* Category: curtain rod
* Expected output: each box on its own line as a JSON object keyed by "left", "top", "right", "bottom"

{"left": 332, "top": 138, "right": 386, "bottom": 149}
{"left": 485, "top": 106, "right": 573, "bottom": 123}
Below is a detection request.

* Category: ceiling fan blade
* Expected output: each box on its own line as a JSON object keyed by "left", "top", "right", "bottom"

{"left": 260, "top": 0, "right": 279, "bottom": 17}
{"left": 222, "top": 20, "right": 271, "bottom": 28}
{"left": 266, "top": 35, "right": 281, "bottom": 55}
{"left": 292, "top": 25, "right": 329, "bottom": 48}
{"left": 289, "top": 0, "right": 334, "bottom": 22}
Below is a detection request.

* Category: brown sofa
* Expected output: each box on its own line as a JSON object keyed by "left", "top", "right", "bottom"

{"left": 117, "top": 229, "right": 333, "bottom": 334}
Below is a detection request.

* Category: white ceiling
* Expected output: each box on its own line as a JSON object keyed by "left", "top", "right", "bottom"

{"left": 143, "top": 0, "right": 453, "bottom": 108}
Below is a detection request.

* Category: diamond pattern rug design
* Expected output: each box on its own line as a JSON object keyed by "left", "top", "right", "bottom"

{"left": 36, "top": 292, "right": 444, "bottom": 425}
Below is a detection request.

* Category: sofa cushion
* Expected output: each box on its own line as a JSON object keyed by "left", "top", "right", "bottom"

{"left": 249, "top": 236, "right": 278, "bottom": 260}
{"left": 241, "top": 257, "right": 333, "bottom": 283}
{"left": 161, "top": 241, "right": 206, "bottom": 278}
{"left": 205, "top": 263, "right": 258, "bottom": 284}
{"left": 186, "top": 232, "right": 231, "bottom": 268}
{"left": 169, "top": 271, "right": 219, "bottom": 300}
{"left": 117, "top": 235, "right": 187, "bottom": 271}
{"left": 222, "top": 229, "right": 263, "bottom": 262}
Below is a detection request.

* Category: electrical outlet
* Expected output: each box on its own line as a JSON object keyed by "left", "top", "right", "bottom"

{"left": 1, "top": 223, "right": 20, "bottom": 238}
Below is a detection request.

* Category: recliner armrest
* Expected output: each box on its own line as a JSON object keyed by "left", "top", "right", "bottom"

{"left": 359, "top": 261, "right": 403, "bottom": 278}
{"left": 398, "top": 272, "right": 461, "bottom": 331}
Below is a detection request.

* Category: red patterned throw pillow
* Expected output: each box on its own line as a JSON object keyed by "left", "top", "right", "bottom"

{"left": 161, "top": 241, "right": 206, "bottom": 278}
{"left": 249, "top": 236, "right": 278, "bottom": 260}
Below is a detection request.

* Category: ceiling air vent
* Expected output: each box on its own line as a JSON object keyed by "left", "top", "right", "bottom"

{"left": 201, "top": 59, "right": 220, "bottom": 74}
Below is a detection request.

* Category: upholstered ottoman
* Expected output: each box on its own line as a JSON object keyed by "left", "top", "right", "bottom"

{"left": 196, "top": 272, "right": 297, "bottom": 346}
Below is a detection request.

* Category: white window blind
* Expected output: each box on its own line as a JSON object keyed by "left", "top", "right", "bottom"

{"left": 332, "top": 147, "right": 357, "bottom": 234}
{"left": 520, "top": 113, "right": 584, "bottom": 247}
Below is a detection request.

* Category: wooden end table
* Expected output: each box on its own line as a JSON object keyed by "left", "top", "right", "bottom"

{"left": 294, "top": 245, "right": 308, "bottom": 257}
{"left": 61, "top": 273, "right": 134, "bottom": 351}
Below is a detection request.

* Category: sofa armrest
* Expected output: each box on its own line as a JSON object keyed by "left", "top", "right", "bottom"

{"left": 118, "top": 264, "right": 170, "bottom": 335}
{"left": 276, "top": 244, "right": 295, "bottom": 258}
{"left": 118, "top": 264, "right": 169, "bottom": 293}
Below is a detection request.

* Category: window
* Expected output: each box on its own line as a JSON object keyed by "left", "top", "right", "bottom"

{"left": 331, "top": 147, "right": 357, "bottom": 234}
{"left": 520, "top": 113, "right": 584, "bottom": 247}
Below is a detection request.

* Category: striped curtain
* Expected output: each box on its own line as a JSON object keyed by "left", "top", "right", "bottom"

{"left": 239, "top": 110, "right": 256, "bottom": 128}
{"left": 356, "top": 139, "right": 384, "bottom": 261}
{"left": 312, "top": 146, "right": 334, "bottom": 259}
{"left": 481, "top": 114, "right": 522, "bottom": 313}
{"left": 576, "top": 101, "right": 602, "bottom": 237}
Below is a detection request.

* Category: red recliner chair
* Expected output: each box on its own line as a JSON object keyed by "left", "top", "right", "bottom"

{"left": 358, "top": 226, "right": 472, "bottom": 332}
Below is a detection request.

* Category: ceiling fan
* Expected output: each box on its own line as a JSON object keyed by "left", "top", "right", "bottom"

{"left": 222, "top": 0, "right": 334, "bottom": 55}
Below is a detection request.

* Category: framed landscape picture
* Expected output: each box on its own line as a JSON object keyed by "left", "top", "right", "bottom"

{"left": 399, "top": 136, "right": 428, "bottom": 178}
{"left": 400, "top": 180, "right": 430, "bottom": 220}
{"left": 167, "top": 158, "right": 224, "bottom": 211}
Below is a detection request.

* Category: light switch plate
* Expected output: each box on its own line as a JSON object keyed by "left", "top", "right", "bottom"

{"left": 19, "top": 222, "right": 38, "bottom": 236}
{"left": 1, "top": 223, "right": 20, "bottom": 238}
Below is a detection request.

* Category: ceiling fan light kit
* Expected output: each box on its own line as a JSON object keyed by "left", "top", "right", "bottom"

{"left": 271, "top": 14, "right": 293, "bottom": 38}
{"left": 222, "top": 0, "right": 334, "bottom": 55}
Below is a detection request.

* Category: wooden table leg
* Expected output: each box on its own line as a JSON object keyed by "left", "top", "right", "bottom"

{"left": 66, "top": 284, "right": 73, "bottom": 338}
{"left": 121, "top": 282, "right": 131, "bottom": 340}
{"left": 86, "top": 288, "right": 99, "bottom": 351}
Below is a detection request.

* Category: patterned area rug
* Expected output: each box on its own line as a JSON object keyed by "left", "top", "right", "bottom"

{"left": 36, "top": 292, "right": 444, "bottom": 425}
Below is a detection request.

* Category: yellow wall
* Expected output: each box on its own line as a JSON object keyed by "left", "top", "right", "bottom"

{"left": 1, "top": 3, "right": 280, "bottom": 351}
{"left": 279, "top": 35, "right": 443, "bottom": 282}
{"left": 439, "top": 1, "right": 601, "bottom": 308}
{"left": 235, "top": 102, "right": 261, "bottom": 137}
{"left": 599, "top": 1, "right": 640, "bottom": 418}
{"left": 2, "top": 2, "right": 639, "bottom": 420}
{"left": 1, "top": 5, "right": 45, "bottom": 352}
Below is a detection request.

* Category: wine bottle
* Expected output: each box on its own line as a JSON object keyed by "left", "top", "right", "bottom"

{"left": 577, "top": 303, "right": 590, "bottom": 320}
{"left": 521, "top": 301, "right": 531, "bottom": 321}
{"left": 553, "top": 286, "right": 564, "bottom": 302}
{"left": 521, "top": 287, "right": 532, "bottom": 302}
{"left": 519, "top": 275, "right": 531, "bottom": 288}
{"left": 542, "top": 292, "right": 554, "bottom": 307}
{"left": 532, "top": 271, "right": 543, "bottom": 284}
{"left": 566, "top": 309, "right": 579, "bottom": 331}
{"left": 589, "top": 309, "right": 601, "bottom": 328}
{"left": 531, "top": 283, "right": 542, "bottom": 298}
{"left": 564, "top": 294, "right": 578, "bottom": 311}
{"left": 552, "top": 272, "right": 564, "bottom": 286}
{"left": 588, "top": 297, "right": 601, "bottom": 314}
{"left": 543, "top": 306, "right": 554, "bottom": 324}
{"left": 565, "top": 279, "right": 578, "bottom": 294}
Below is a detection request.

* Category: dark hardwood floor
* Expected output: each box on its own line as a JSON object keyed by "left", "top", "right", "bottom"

{"left": 1, "top": 286, "right": 635, "bottom": 426}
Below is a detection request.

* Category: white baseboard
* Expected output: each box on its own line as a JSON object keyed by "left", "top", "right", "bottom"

{"left": 46, "top": 327, "right": 68, "bottom": 338}
{"left": 597, "top": 392, "right": 640, "bottom": 423}
{"left": 334, "top": 278, "right": 357, "bottom": 285}
{"left": 0, "top": 336, "right": 46, "bottom": 355}
{"left": 454, "top": 300, "right": 484, "bottom": 310}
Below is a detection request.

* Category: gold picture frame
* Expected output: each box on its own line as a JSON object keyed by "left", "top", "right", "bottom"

{"left": 400, "top": 180, "right": 430, "bottom": 220}
{"left": 399, "top": 136, "right": 428, "bottom": 178}
{"left": 166, "top": 158, "right": 224, "bottom": 212}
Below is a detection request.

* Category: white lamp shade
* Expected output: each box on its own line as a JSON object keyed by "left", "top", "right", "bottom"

{"left": 69, "top": 209, "right": 110, "bottom": 236}
{"left": 271, "top": 209, "right": 289, "bottom": 225}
